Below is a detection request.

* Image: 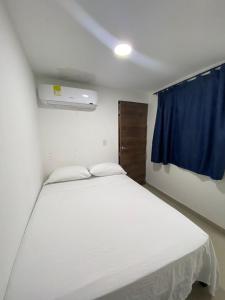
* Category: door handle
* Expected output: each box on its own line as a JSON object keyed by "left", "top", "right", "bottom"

{"left": 121, "top": 146, "right": 127, "bottom": 150}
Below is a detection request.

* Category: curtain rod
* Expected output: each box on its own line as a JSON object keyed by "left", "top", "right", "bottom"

{"left": 153, "top": 62, "right": 225, "bottom": 95}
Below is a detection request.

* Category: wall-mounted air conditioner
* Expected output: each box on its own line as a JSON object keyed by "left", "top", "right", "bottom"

{"left": 38, "top": 84, "right": 97, "bottom": 111}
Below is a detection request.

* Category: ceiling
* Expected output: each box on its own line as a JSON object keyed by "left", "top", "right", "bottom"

{"left": 5, "top": 0, "right": 225, "bottom": 92}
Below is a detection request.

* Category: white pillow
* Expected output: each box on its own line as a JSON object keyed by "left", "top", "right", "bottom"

{"left": 44, "top": 165, "right": 91, "bottom": 184}
{"left": 89, "top": 163, "right": 126, "bottom": 177}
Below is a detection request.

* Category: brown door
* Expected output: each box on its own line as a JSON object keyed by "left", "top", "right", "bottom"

{"left": 119, "top": 101, "right": 148, "bottom": 185}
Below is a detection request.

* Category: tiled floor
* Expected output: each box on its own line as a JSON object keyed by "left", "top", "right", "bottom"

{"left": 145, "top": 184, "right": 225, "bottom": 300}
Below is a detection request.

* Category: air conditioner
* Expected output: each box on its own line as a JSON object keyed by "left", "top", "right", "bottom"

{"left": 38, "top": 84, "right": 97, "bottom": 110}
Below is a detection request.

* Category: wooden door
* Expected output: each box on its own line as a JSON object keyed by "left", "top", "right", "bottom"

{"left": 119, "top": 101, "right": 148, "bottom": 184}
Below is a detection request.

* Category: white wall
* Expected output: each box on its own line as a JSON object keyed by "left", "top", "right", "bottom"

{"left": 38, "top": 81, "right": 149, "bottom": 177}
{"left": 0, "top": 2, "right": 43, "bottom": 299}
{"left": 146, "top": 94, "right": 225, "bottom": 229}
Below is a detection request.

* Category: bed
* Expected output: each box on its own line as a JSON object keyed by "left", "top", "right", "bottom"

{"left": 5, "top": 174, "right": 218, "bottom": 300}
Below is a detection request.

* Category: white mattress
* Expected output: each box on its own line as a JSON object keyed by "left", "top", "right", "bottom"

{"left": 5, "top": 175, "right": 218, "bottom": 300}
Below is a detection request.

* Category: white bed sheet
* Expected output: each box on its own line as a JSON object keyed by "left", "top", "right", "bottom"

{"left": 5, "top": 175, "right": 218, "bottom": 300}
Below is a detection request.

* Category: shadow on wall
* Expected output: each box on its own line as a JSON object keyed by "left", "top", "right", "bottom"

{"left": 152, "top": 163, "right": 225, "bottom": 194}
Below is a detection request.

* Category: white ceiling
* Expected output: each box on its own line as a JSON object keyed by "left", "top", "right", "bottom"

{"left": 5, "top": 0, "right": 225, "bottom": 92}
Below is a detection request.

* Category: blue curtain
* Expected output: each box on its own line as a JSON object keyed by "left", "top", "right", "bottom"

{"left": 151, "top": 66, "right": 225, "bottom": 180}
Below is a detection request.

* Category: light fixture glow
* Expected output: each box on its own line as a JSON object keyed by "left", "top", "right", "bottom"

{"left": 82, "top": 94, "right": 89, "bottom": 98}
{"left": 114, "top": 43, "right": 132, "bottom": 57}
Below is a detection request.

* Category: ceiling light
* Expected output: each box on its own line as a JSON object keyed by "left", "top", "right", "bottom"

{"left": 82, "top": 94, "right": 89, "bottom": 98}
{"left": 114, "top": 43, "right": 132, "bottom": 57}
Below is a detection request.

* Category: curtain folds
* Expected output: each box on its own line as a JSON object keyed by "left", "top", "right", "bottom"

{"left": 151, "top": 66, "right": 225, "bottom": 180}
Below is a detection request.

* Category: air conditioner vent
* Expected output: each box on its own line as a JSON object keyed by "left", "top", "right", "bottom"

{"left": 38, "top": 84, "right": 97, "bottom": 111}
